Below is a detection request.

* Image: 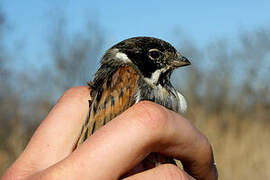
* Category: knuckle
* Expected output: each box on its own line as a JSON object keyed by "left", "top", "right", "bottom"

{"left": 161, "top": 164, "right": 187, "bottom": 180}
{"left": 133, "top": 101, "right": 170, "bottom": 135}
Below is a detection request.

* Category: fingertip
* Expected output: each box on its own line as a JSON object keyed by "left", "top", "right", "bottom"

{"left": 58, "top": 86, "right": 91, "bottom": 104}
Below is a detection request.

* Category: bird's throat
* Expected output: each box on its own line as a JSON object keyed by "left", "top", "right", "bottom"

{"left": 144, "top": 67, "right": 170, "bottom": 86}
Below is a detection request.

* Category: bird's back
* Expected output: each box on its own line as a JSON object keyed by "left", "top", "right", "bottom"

{"left": 75, "top": 65, "right": 140, "bottom": 147}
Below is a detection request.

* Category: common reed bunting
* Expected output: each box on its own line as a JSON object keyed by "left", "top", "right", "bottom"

{"left": 74, "top": 36, "right": 191, "bottom": 169}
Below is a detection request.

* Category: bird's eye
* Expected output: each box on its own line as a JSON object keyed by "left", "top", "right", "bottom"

{"left": 148, "top": 49, "right": 162, "bottom": 60}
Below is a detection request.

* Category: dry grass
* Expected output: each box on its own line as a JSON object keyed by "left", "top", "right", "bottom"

{"left": 187, "top": 105, "right": 270, "bottom": 179}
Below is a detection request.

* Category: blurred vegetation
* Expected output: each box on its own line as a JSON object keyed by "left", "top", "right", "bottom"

{"left": 174, "top": 27, "right": 270, "bottom": 179}
{"left": 0, "top": 8, "right": 270, "bottom": 179}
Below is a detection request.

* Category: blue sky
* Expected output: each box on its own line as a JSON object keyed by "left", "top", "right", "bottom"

{"left": 1, "top": 0, "right": 270, "bottom": 66}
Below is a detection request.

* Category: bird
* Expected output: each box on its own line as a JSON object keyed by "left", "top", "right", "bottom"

{"left": 74, "top": 36, "right": 191, "bottom": 171}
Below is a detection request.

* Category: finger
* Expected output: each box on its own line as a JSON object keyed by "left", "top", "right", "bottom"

{"left": 123, "top": 164, "right": 193, "bottom": 180}
{"left": 39, "top": 101, "right": 217, "bottom": 180}
{"left": 9, "top": 86, "right": 90, "bottom": 175}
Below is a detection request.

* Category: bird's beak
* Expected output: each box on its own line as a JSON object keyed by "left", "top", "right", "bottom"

{"left": 170, "top": 52, "right": 191, "bottom": 68}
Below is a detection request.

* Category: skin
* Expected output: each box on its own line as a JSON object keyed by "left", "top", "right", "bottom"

{"left": 2, "top": 86, "right": 218, "bottom": 180}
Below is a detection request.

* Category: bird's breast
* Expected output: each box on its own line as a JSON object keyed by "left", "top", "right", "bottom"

{"left": 136, "top": 79, "right": 186, "bottom": 114}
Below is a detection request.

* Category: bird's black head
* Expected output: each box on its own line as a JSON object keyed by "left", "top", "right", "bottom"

{"left": 101, "top": 37, "right": 191, "bottom": 85}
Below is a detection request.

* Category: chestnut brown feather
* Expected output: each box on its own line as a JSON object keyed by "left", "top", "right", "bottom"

{"left": 75, "top": 66, "right": 139, "bottom": 147}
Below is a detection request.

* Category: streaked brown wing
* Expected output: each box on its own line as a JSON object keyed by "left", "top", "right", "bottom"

{"left": 75, "top": 66, "right": 140, "bottom": 148}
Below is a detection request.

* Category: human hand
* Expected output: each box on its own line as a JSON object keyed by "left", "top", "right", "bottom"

{"left": 2, "top": 86, "right": 218, "bottom": 180}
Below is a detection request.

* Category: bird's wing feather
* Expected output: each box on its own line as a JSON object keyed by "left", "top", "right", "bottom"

{"left": 75, "top": 65, "right": 140, "bottom": 148}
